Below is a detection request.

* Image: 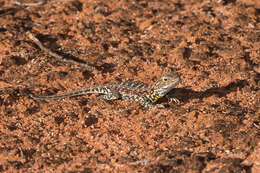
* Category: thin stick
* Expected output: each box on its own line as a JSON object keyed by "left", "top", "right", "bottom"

{"left": 26, "top": 32, "right": 97, "bottom": 70}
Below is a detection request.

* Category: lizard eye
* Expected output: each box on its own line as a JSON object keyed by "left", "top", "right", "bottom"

{"left": 163, "top": 78, "right": 168, "bottom": 82}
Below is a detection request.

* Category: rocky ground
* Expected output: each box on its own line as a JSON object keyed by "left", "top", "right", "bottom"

{"left": 0, "top": 0, "right": 259, "bottom": 172}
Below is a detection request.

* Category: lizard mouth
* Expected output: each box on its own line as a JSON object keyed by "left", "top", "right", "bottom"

{"left": 157, "top": 79, "right": 180, "bottom": 96}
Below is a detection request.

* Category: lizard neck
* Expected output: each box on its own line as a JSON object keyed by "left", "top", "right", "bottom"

{"left": 146, "top": 91, "right": 164, "bottom": 103}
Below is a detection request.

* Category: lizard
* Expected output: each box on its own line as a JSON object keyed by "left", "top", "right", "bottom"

{"left": 31, "top": 72, "right": 180, "bottom": 108}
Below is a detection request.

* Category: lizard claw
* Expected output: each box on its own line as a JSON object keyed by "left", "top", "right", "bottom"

{"left": 165, "top": 94, "right": 180, "bottom": 104}
{"left": 169, "top": 97, "right": 180, "bottom": 103}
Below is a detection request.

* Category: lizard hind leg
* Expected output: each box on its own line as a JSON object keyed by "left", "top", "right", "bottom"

{"left": 99, "top": 90, "right": 121, "bottom": 103}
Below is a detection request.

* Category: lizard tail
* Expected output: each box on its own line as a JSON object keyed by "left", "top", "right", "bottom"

{"left": 31, "top": 87, "right": 111, "bottom": 100}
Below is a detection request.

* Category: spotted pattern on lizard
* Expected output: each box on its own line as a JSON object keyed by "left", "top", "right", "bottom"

{"left": 31, "top": 72, "right": 180, "bottom": 108}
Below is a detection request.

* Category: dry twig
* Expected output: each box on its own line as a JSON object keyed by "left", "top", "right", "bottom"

{"left": 26, "top": 31, "right": 97, "bottom": 70}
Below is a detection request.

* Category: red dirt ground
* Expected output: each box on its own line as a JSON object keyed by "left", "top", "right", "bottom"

{"left": 0, "top": 0, "right": 259, "bottom": 172}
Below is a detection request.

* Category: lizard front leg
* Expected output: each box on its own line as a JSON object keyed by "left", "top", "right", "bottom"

{"left": 134, "top": 96, "right": 165, "bottom": 109}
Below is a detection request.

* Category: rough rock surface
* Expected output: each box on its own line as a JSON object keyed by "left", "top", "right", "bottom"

{"left": 0, "top": 0, "right": 259, "bottom": 172}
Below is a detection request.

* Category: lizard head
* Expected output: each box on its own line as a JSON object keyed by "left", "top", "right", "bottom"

{"left": 148, "top": 72, "right": 180, "bottom": 103}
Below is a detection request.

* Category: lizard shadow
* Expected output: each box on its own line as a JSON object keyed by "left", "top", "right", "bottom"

{"left": 166, "top": 80, "right": 249, "bottom": 104}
